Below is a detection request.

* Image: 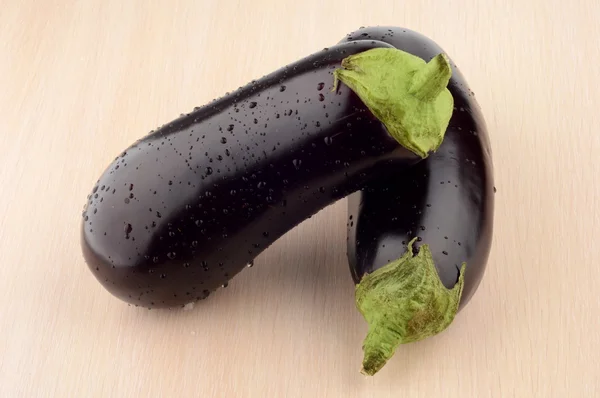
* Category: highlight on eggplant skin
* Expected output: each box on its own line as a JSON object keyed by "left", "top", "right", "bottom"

{"left": 343, "top": 26, "right": 495, "bottom": 311}
{"left": 79, "top": 40, "right": 432, "bottom": 309}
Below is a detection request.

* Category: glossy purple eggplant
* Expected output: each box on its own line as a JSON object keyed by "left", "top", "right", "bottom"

{"left": 342, "top": 27, "right": 494, "bottom": 375}
{"left": 80, "top": 40, "right": 427, "bottom": 309}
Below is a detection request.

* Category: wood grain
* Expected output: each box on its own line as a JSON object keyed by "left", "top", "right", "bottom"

{"left": 1, "top": 1, "right": 599, "bottom": 397}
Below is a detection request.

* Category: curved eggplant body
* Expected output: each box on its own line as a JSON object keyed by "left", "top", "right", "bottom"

{"left": 81, "top": 40, "right": 419, "bottom": 308}
{"left": 343, "top": 27, "right": 495, "bottom": 310}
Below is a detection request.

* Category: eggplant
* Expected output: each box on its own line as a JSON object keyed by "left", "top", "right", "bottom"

{"left": 342, "top": 27, "right": 495, "bottom": 375}
{"left": 81, "top": 39, "right": 455, "bottom": 309}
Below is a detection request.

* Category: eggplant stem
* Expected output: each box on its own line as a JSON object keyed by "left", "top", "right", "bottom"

{"left": 355, "top": 237, "right": 466, "bottom": 376}
{"left": 408, "top": 53, "right": 452, "bottom": 101}
{"left": 332, "top": 48, "right": 454, "bottom": 158}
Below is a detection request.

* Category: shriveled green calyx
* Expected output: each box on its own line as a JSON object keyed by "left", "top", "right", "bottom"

{"left": 333, "top": 48, "right": 454, "bottom": 158}
{"left": 355, "top": 238, "right": 466, "bottom": 376}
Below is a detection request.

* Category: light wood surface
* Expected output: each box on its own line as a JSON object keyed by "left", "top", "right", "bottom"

{"left": 1, "top": 1, "right": 599, "bottom": 397}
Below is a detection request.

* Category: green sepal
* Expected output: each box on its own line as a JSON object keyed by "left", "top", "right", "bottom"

{"left": 333, "top": 48, "right": 454, "bottom": 158}
{"left": 355, "top": 238, "right": 466, "bottom": 376}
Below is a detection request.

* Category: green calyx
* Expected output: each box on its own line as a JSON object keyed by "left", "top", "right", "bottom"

{"left": 355, "top": 238, "right": 466, "bottom": 376}
{"left": 333, "top": 48, "right": 454, "bottom": 158}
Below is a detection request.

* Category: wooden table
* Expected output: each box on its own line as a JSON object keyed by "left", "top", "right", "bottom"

{"left": 2, "top": 1, "right": 599, "bottom": 396}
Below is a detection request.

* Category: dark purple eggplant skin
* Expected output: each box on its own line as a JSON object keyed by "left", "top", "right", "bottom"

{"left": 343, "top": 27, "right": 495, "bottom": 310}
{"left": 81, "top": 40, "right": 421, "bottom": 309}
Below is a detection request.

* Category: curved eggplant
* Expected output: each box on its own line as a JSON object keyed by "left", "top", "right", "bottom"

{"left": 81, "top": 39, "right": 454, "bottom": 309}
{"left": 342, "top": 27, "right": 495, "bottom": 375}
